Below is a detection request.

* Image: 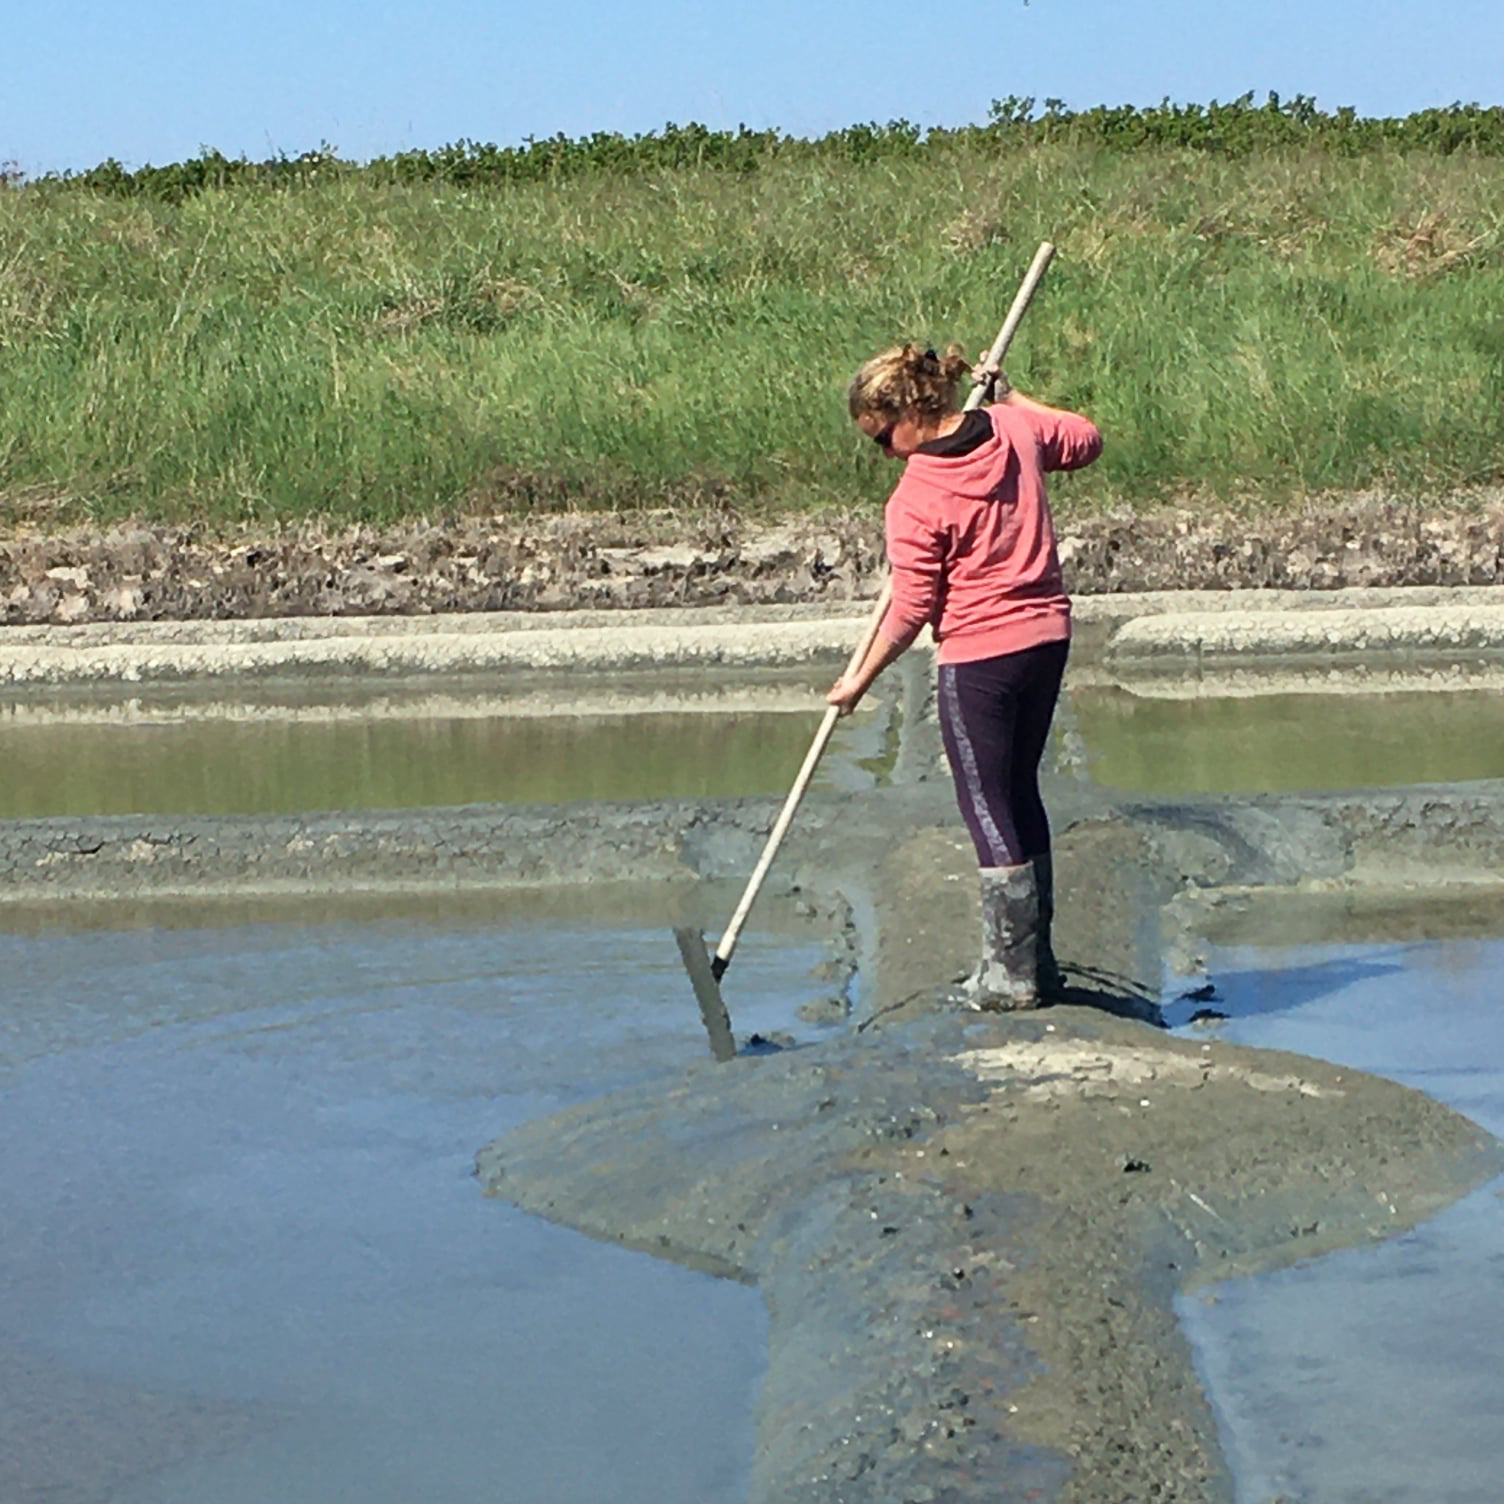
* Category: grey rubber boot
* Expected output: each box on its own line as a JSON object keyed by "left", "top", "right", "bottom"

{"left": 1032, "top": 852, "right": 1066, "bottom": 1002}
{"left": 968, "top": 863, "right": 1040, "bottom": 1011}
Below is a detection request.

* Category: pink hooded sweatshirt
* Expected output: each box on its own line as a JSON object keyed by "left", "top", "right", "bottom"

{"left": 878, "top": 401, "right": 1101, "bottom": 664}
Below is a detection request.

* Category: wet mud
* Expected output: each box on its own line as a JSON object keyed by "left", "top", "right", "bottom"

{"left": 474, "top": 778, "right": 1504, "bottom": 1503}
{"left": 480, "top": 1014, "right": 1499, "bottom": 1504}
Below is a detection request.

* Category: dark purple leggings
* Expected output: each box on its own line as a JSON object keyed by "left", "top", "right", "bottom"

{"left": 937, "top": 638, "right": 1069, "bottom": 868}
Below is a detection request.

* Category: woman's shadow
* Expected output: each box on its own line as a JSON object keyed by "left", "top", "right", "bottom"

{"left": 1055, "top": 952, "right": 1408, "bottom": 1031}
{"left": 1055, "top": 962, "right": 1168, "bottom": 1027}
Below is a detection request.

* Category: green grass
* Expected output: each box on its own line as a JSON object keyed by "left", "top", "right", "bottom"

{"left": 3, "top": 138, "right": 1503, "bottom": 527}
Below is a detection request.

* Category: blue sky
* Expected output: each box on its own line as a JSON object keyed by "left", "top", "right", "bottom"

{"left": 6, "top": 0, "right": 1502, "bottom": 176}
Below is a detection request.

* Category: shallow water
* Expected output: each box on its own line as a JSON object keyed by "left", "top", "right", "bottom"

{"left": 0, "top": 897, "right": 835, "bottom": 1504}
{"left": 15, "top": 672, "right": 1504, "bottom": 818}
{"left": 1069, "top": 685, "right": 1504, "bottom": 793}
{"left": 1171, "top": 934, "right": 1504, "bottom": 1504}
{"left": 0, "top": 665, "right": 900, "bottom": 816}
{"left": 0, "top": 707, "right": 836, "bottom": 817}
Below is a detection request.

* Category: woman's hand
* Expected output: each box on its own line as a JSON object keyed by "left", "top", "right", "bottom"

{"left": 975, "top": 351, "right": 1012, "bottom": 400}
{"left": 828, "top": 630, "right": 908, "bottom": 716}
{"left": 826, "top": 674, "right": 866, "bottom": 716}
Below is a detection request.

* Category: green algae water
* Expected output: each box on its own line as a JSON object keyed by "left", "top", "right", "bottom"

{"left": 1068, "top": 685, "right": 1504, "bottom": 794}
{"left": 9, "top": 675, "right": 1504, "bottom": 817}
{"left": 0, "top": 663, "right": 903, "bottom": 817}
{"left": 0, "top": 711, "right": 813, "bottom": 815}
{"left": 0, "top": 701, "right": 894, "bottom": 817}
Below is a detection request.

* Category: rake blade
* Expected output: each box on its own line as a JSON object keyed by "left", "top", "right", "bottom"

{"left": 674, "top": 927, "right": 737, "bottom": 1063}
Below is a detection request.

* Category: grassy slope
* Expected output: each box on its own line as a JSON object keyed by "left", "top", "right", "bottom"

{"left": 2, "top": 140, "right": 1502, "bottom": 527}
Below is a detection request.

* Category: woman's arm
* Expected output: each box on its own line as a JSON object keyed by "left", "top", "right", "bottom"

{"left": 996, "top": 387, "right": 1072, "bottom": 419}
{"left": 826, "top": 630, "right": 909, "bottom": 715}
{"left": 827, "top": 484, "right": 944, "bottom": 713}
{"left": 976, "top": 354, "right": 1102, "bottom": 473}
{"left": 998, "top": 387, "right": 1102, "bottom": 472}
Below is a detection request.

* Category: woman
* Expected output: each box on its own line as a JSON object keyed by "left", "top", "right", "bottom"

{"left": 828, "top": 343, "right": 1102, "bottom": 1008}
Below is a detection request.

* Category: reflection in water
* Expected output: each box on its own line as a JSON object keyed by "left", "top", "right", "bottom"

{"left": 1070, "top": 686, "right": 1504, "bottom": 793}
{"left": 1174, "top": 936, "right": 1504, "bottom": 1504}
{"left": 0, "top": 909, "right": 834, "bottom": 1504}
{"left": 0, "top": 709, "right": 844, "bottom": 817}
{"left": 16, "top": 675, "right": 1504, "bottom": 816}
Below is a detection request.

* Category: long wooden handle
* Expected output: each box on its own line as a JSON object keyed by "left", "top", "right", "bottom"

{"left": 966, "top": 241, "right": 1054, "bottom": 412}
{"left": 711, "top": 579, "right": 892, "bottom": 977}
{"left": 710, "top": 241, "right": 1056, "bottom": 980}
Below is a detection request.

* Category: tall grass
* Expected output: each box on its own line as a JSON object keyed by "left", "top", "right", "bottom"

{"left": 3, "top": 138, "right": 1503, "bottom": 526}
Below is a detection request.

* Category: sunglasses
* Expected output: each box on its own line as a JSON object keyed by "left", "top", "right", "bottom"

{"left": 870, "top": 422, "right": 897, "bottom": 450}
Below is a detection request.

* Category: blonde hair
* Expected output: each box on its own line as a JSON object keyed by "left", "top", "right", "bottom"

{"left": 847, "top": 342, "right": 971, "bottom": 423}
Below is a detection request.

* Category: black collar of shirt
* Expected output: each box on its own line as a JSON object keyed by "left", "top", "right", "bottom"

{"left": 913, "top": 408, "right": 992, "bottom": 458}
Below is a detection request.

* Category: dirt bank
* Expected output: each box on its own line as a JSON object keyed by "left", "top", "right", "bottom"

{"left": 478, "top": 800, "right": 1504, "bottom": 1504}
{"left": 5, "top": 496, "right": 1504, "bottom": 625}
{"left": 460, "top": 736, "right": 1501, "bottom": 1503}
{"left": 481, "top": 1009, "right": 1499, "bottom": 1504}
